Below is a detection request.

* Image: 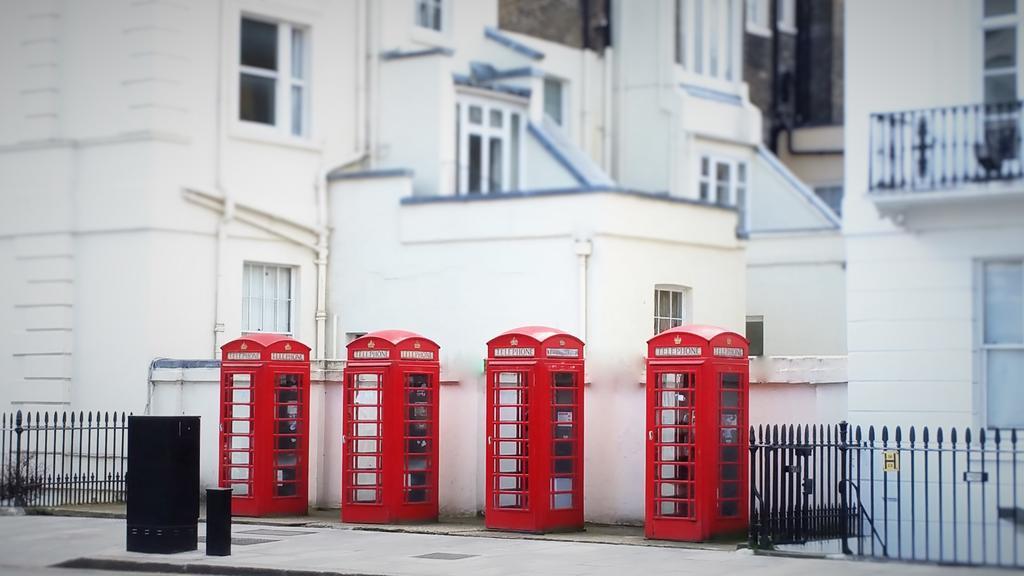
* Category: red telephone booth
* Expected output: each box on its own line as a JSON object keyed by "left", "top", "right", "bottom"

{"left": 485, "top": 326, "right": 584, "bottom": 533}
{"left": 219, "top": 334, "right": 311, "bottom": 517}
{"left": 341, "top": 330, "right": 440, "bottom": 524}
{"left": 644, "top": 325, "right": 748, "bottom": 541}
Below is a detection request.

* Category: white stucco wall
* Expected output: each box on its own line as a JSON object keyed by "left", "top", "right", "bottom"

{"left": 0, "top": 0, "right": 362, "bottom": 413}
{"left": 845, "top": 0, "right": 1024, "bottom": 430}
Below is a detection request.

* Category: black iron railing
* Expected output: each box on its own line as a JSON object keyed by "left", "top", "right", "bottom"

{"left": 869, "top": 101, "right": 1024, "bottom": 192}
{"left": 1, "top": 411, "right": 128, "bottom": 507}
{"left": 750, "top": 422, "right": 1024, "bottom": 569}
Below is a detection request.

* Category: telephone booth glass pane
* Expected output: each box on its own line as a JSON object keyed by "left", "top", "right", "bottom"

{"left": 404, "top": 373, "right": 433, "bottom": 503}
{"left": 273, "top": 373, "right": 302, "bottom": 497}
{"left": 348, "top": 373, "right": 383, "bottom": 504}
{"left": 653, "top": 372, "right": 696, "bottom": 519}
{"left": 493, "top": 371, "right": 528, "bottom": 510}
{"left": 718, "top": 372, "right": 742, "bottom": 518}
{"left": 223, "top": 373, "right": 254, "bottom": 496}
{"left": 551, "top": 372, "right": 578, "bottom": 510}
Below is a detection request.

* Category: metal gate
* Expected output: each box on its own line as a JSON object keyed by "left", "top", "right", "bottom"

{"left": 750, "top": 421, "right": 1024, "bottom": 569}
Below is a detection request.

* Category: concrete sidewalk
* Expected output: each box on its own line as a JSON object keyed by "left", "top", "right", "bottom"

{"left": 31, "top": 503, "right": 738, "bottom": 551}
{"left": 0, "top": 515, "right": 1011, "bottom": 576}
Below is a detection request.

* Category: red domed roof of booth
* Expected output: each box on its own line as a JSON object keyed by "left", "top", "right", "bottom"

{"left": 648, "top": 325, "right": 746, "bottom": 344}
{"left": 487, "top": 326, "right": 585, "bottom": 346}
{"left": 222, "top": 333, "right": 311, "bottom": 351}
{"left": 352, "top": 330, "right": 440, "bottom": 348}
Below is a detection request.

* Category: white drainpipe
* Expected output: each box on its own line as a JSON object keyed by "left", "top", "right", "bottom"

{"left": 574, "top": 239, "right": 592, "bottom": 343}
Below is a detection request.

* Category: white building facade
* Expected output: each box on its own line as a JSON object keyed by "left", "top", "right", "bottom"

{"left": 0, "top": 0, "right": 839, "bottom": 523}
{"left": 846, "top": 0, "right": 1024, "bottom": 431}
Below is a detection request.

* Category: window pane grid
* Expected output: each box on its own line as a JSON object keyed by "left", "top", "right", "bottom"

{"left": 654, "top": 288, "right": 686, "bottom": 334}
{"left": 493, "top": 372, "right": 529, "bottom": 510}
{"left": 982, "top": 260, "right": 1024, "bottom": 428}
{"left": 653, "top": 372, "right": 696, "bottom": 519}
{"left": 272, "top": 374, "right": 303, "bottom": 497}
{"left": 242, "top": 263, "right": 293, "bottom": 334}
{"left": 346, "top": 373, "right": 384, "bottom": 504}
{"left": 222, "top": 373, "right": 255, "bottom": 497}
{"left": 551, "top": 372, "right": 579, "bottom": 511}
{"left": 403, "top": 373, "right": 434, "bottom": 503}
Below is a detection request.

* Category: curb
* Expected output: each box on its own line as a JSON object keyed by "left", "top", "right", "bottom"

{"left": 58, "top": 557, "right": 384, "bottom": 576}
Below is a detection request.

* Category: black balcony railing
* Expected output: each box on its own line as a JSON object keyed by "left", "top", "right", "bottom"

{"left": 870, "top": 101, "right": 1024, "bottom": 193}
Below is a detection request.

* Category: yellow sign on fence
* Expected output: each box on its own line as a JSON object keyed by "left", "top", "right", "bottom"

{"left": 883, "top": 450, "right": 899, "bottom": 472}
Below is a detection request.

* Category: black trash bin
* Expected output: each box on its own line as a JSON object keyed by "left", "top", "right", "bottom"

{"left": 126, "top": 416, "right": 200, "bottom": 553}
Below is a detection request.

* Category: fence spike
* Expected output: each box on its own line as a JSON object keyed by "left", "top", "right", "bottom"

{"left": 895, "top": 426, "right": 902, "bottom": 444}
{"left": 979, "top": 427, "right": 986, "bottom": 445}
{"left": 909, "top": 426, "right": 916, "bottom": 444}
{"left": 965, "top": 427, "right": 972, "bottom": 445}
{"left": 994, "top": 428, "right": 1001, "bottom": 445}
{"left": 855, "top": 425, "right": 862, "bottom": 443}
{"left": 936, "top": 427, "right": 943, "bottom": 444}
{"left": 868, "top": 426, "right": 876, "bottom": 442}
{"left": 922, "top": 426, "right": 929, "bottom": 444}
{"left": 804, "top": 424, "right": 811, "bottom": 444}
{"left": 950, "top": 427, "right": 957, "bottom": 444}
{"left": 772, "top": 424, "right": 779, "bottom": 443}
{"left": 1012, "top": 428, "right": 1018, "bottom": 444}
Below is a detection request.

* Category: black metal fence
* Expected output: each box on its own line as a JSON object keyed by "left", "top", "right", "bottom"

{"left": 869, "top": 101, "right": 1024, "bottom": 192}
{"left": 750, "top": 422, "right": 1024, "bottom": 569}
{"left": 1, "top": 411, "right": 128, "bottom": 507}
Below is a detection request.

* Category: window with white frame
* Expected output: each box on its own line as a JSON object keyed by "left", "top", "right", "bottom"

{"left": 746, "top": 0, "right": 796, "bottom": 35}
{"left": 654, "top": 286, "right": 690, "bottom": 335}
{"left": 239, "top": 17, "right": 308, "bottom": 137}
{"left": 698, "top": 155, "right": 749, "bottom": 230}
{"left": 983, "top": 0, "right": 1018, "bottom": 104}
{"left": 415, "top": 0, "right": 443, "bottom": 32}
{"left": 456, "top": 96, "right": 524, "bottom": 194}
{"left": 745, "top": 0, "right": 771, "bottom": 36}
{"left": 980, "top": 259, "right": 1024, "bottom": 428}
{"left": 242, "top": 263, "right": 294, "bottom": 334}
{"left": 676, "top": 0, "right": 740, "bottom": 82}
{"left": 777, "top": 0, "right": 797, "bottom": 33}
{"left": 544, "top": 77, "right": 566, "bottom": 127}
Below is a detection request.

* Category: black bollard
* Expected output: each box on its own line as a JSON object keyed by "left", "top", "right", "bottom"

{"left": 205, "top": 487, "right": 232, "bottom": 556}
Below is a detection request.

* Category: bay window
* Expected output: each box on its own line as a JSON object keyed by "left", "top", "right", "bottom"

{"left": 676, "top": 0, "right": 741, "bottom": 82}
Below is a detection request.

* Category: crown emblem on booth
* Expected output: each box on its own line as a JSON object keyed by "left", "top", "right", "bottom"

{"left": 673, "top": 336, "right": 682, "bottom": 345}
{"left": 727, "top": 337, "right": 733, "bottom": 345}
{"left": 367, "top": 341, "right": 376, "bottom": 349}
{"left": 510, "top": 337, "right": 519, "bottom": 346}
{"left": 559, "top": 339, "right": 565, "bottom": 346}
{"left": 414, "top": 341, "right": 421, "bottom": 349}
{"left": 284, "top": 343, "right": 292, "bottom": 350}
{"left": 240, "top": 343, "right": 248, "bottom": 350}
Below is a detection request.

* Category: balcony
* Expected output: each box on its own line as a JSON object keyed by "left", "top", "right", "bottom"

{"left": 869, "top": 101, "right": 1024, "bottom": 204}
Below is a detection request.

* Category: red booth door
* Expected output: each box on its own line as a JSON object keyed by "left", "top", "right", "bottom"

{"left": 267, "top": 369, "right": 306, "bottom": 514}
{"left": 645, "top": 367, "right": 705, "bottom": 541}
{"left": 221, "top": 371, "right": 257, "bottom": 514}
{"left": 342, "top": 370, "right": 388, "bottom": 523}
{"left": 546, "top": 367, "right": 583, "bottom": 528}
{"left": 397, "top": 369, "right": 438, "bottom": 520}
{"left": 485, "top": 368, "right": 534, "bottom": 531}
